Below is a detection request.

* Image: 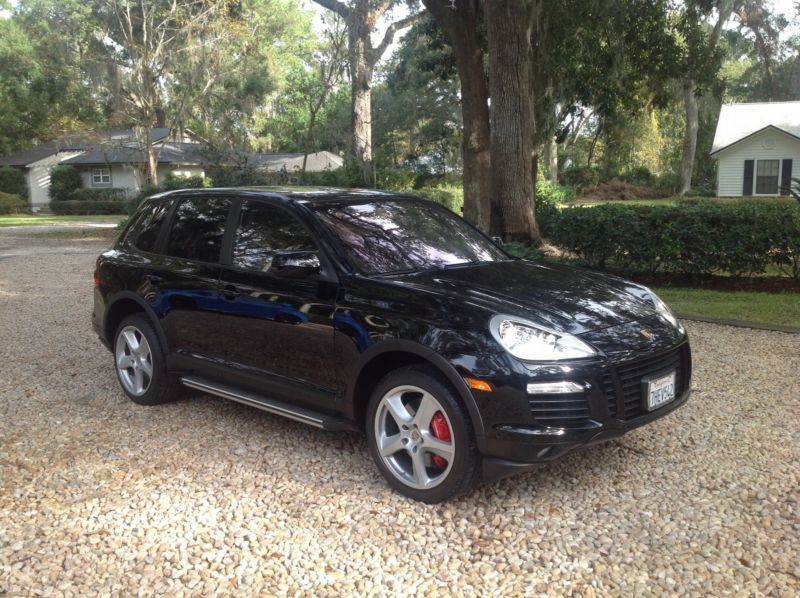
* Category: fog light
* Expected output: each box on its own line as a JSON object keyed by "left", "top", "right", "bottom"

{"left": 526, "top": 381, "right": 588, "bottom": 394}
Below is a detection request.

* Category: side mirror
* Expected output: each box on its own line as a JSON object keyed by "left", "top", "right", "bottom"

{"left": 491, "top": 236, "right": 505, "bottom": 248}
{"left": 271, "top": 251, "right": 321, "bottom": 278}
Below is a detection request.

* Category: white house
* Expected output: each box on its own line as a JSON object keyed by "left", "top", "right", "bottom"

{"left": 711, "top": 101, "right": 799, "bottom": 197}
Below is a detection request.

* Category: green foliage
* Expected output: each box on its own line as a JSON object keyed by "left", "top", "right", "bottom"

{"left": 547, "top": 200, "right": 800, "bottom": 278}
{"left": 561, "top": 166, "right": 601, "bottom": 189}
{"left": 503, "top": 242, "right": 546, "bottom": 261}
{"left": 68, "top": 188, "right": 127, "bottom": 202}
{"left": 0, "top": 192, "right": 29, "bottom": 215}
{"left": 161, "top": 172, "right": 208, "bottom": 191}
{"left": 48, "top": 165, "right": 83, "bottom": 201}
{"left": 0, "top": 166, "right": 27, "bottom": 198}
{"left": 415, "top": 184, "right": 464, "bottom": 214}
{"left": 50, "top": 200, "right": 127, "bottom": 215}
{"left": 535, "top": 181, "right": 575, "bottom": 237}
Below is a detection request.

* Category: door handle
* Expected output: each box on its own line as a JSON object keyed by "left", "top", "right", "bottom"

{"left": 145, "top": 274, "right": 163, "bottom": 284}
{"left": 222, "top": 284, "right": 240, "bottom": 299}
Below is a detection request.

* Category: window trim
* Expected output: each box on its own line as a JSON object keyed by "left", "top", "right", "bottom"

{"left": 91, "top": 167, "right": 112, "bottom": 187}
{"left": 753, "top": 158, "right": 781, "bottom": 196}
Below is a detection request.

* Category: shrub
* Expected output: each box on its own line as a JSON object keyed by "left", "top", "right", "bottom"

{"left": 49, "top": 165, "right": 83, "bottom": 201}
{"left": 561, "top": 166, "right": 600, "bottom": 188}
{"left": 0, "top": 166, "right": 27, "bottom": 199}
{"left": 69, "top": 187, "right": 127, "bottom": 202}
{"left": 50, "top": 200, "right": 127, "bottom": 215}
{"left": 0, "top": 191, "right": 28, "bottom": 215}
{"left": 162, "top": 172, "right": 208, "bottom": 191}
{"left": 546, "top": 200, "right": 800, "bottom": 278}
{"left": 619, "top": 166, "right": 655, "bottom": 187}
{"left": 535, "top": 180, "right": 575, "bottom": 237}
{"left": 415, "top": 183, "right": 464, "bottom": 214}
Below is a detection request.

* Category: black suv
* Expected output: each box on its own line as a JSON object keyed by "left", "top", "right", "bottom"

{"left": 94, "top": 188, "right": 691, "bottom": 502}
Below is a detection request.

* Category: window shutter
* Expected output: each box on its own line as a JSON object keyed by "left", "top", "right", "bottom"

{"left": 780, "top": 159, "right": 792, "bottom": 196}
{"left": 743, "top": 160, "right": 754, "bottom": 196}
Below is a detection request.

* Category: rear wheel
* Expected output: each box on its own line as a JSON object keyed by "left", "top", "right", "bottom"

{"left": 113, "top": 314, "right": 179, "bottom": 405}
{"left": 366, "top": 366, "right": 480, "bottom": 503}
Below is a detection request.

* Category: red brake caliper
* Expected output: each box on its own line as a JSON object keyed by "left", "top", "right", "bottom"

{"left": 430, "top": 411, "right": 451, "bottom": 469}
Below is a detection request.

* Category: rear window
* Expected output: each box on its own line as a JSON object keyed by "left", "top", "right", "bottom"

{"left": 131, "top": 200, "right": 171, "bottom": 253}
{"left": 164, "top": 197, "right": 231, "bottom": 263}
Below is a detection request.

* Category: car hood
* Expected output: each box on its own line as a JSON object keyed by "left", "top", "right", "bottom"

{"left": 382, "top": 260, "right": 656, "bottom": 335}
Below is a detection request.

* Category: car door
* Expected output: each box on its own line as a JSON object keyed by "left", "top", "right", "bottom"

{"left": 145, "top": 195, "right": 232, "bottom": 364}
{"left": 218, "top": 198, "right": 338, "bottom": 410}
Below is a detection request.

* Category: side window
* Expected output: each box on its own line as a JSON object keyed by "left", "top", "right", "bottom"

{"left": 165, "top": 197, "right": 231, "bottom": 263}
{"left": 132, "top": 200, "right": 171, "bottom": 253}
{"left": 232, "top": 201, "right": 316, "bottom": 272}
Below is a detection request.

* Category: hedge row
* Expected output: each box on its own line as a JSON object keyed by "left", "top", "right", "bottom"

{"left": 68, "top": 187, "right": 128, "bottom": 202}
{"left": 544, "top": 200, "right": 800, "bottom": 278}
{"left": 50, "top": 200, "right": 127, "bottom": 215}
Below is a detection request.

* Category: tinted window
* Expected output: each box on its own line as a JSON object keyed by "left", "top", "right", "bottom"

{"left": 232, "top": 201, "right": 316, "bottom": 271}
{"left": 165, "top": 197, "right": 231, "bottom": 263}
{"left": 311, "top": 199, "right": 506, "bottom": 275}
{"left": 132, "top": 200, "right": 171, "bottom": 253}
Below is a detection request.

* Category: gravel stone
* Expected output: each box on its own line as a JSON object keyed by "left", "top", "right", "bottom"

{"left": 1, "top": 228, "right": 798, "bottom": 595}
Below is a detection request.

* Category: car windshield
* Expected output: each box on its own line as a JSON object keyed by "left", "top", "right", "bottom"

{"left": 311, "top": 198, "right": 508, "bottom": 275}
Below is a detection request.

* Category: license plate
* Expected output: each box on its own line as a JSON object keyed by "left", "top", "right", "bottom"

{"left": 645, "top": 370, "right": 676, "bottom": 411}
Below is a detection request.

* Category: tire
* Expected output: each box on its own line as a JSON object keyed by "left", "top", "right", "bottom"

{"left": 366, "top": 365, "right": 481, "bottom": 503}
{"left": 113, "top": 314, "right": 180, "bottom": 406}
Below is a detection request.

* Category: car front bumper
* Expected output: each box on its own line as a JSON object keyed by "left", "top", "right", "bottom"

{"left": 447, "top": 334, "right": 692, "bottom": 482}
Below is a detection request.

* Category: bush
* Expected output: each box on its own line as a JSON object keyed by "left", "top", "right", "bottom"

{"left": 619, "top": 166, "right": 655, "bottom": 187}
{"left": 415, "top": 183, "right": 464, "bottom": 213}
{"left": 69, "top": 187, "right": 127, "bottom": 202}
{"left": 161, "top": 172, "right": 208, "bottom": 191}
{"left": 0, "top": 191, "right": 28, "bottom": 215}
{"left": 49, "top": 165, "right": 83, "bottom": 201}
{"left": 546, "top": 200, "right": 800, "bottom": 278}
{"left": 0, "top": 166, "right": 27, "bottom": 199}
{"left": 50, "top": 200, "right": 127, "bottom": 215}
{"left": 535, "top": 180, "right": 575, "bottom": 237}
{"left": 561, "top": 166, "right": 600, "bottom": 188}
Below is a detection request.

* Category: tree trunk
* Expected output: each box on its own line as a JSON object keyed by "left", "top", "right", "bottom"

{"left": 424, "top": 0, "right": 491, "bottom": 230}
{"left": 140, "top": 125, "right": 158, "bottom": 187}
{"left": 350, "top": 21, "right": 372, "bottom": 166}
{"left": 485, "top": 0, "right": 540, "bottom": 244}
{"left": 543, "top": 135, "right": 558, "bottom": 183}
{"left": 679, "top": 81, "right": 698, "bottom": 196}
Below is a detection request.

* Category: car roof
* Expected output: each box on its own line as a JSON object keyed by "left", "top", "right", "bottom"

{"left": 150, "top": 186, "right": 419, "bottom": 205}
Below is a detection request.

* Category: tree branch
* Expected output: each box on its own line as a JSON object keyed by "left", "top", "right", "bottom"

{"left": 312, "top": 0, "right": 352, "bottom": 19}
{"left": 370, "top": 10, "right": 428, "bottom": 64}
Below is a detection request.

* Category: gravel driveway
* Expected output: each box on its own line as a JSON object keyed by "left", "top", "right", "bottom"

{"left": 1, "top": 227, "right": 798, "bottom": 596}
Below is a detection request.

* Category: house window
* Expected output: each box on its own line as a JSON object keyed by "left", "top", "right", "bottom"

{"left": 92, "top": 168, "right": 111, "bottom": 186}
{"left": 755, "top": 160, "right": 779, "bottom": 194}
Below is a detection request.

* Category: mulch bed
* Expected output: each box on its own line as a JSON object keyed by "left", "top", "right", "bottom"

{"left": 578, "top": 181, "right": 672, "bottom": 200}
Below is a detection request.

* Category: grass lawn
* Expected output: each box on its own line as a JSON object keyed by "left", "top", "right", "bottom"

{"left": 0, "top": 214, "right": 125, "bottom": 227}
{"left": 654, "top": 287, "right": 800, "bottom": 328}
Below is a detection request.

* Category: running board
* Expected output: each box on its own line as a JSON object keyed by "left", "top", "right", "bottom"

{"left": 180, "top": 376, "right": 358, "bottom": 432}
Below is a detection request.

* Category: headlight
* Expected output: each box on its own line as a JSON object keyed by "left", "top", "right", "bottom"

{"left": 649, "top": 290, "right": 684, "bottom": 333}
{"left": 489, "top": 315, "right": 597, "bottom": 361}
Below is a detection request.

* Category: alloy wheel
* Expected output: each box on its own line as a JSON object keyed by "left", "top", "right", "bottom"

{"left": 374, "top": 385, "right": 455, "bottom": 490}
{"left": 115, "top": 325, "right": 153, "bottom": 396}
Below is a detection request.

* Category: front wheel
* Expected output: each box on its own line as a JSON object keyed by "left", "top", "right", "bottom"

{"left": 366, "top": 366, "right": 481, "bottom": 503}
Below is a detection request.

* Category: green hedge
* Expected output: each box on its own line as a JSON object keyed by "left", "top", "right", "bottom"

{"left": 49, "top": 165, "right": 83, "bottom": 201}
{"left": 0, "top": 166, "right": 27, "bottom": 199}
{"left": 69, "top": 187, "right": 128, "bottom": 202}
{"left": 50, "top": 200, "right": 127, "bottom": 215}
{"left": 545, "top": 200, "right": 800, "bottom": 278}
{"left": 0, "top": 191, "right": 28, "bottom": 215}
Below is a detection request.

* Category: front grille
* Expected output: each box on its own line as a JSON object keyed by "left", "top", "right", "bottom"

{"left": 529, "top": 394, "right": 591, "bottom": 428}
{"left": 603, "top": 344, "right": 691, "bottom": 421}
